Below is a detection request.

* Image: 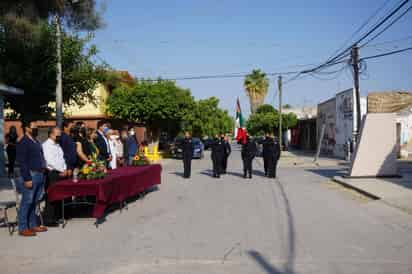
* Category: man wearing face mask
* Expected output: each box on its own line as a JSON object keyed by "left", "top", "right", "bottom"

{"left": 95, "top": 120, "right": 112, "bottom": 167}
{"left": 42, "top": 127, "right": 68, "bottom": 226}
{"left": 125, "top": 126, "right": 139, "bottom": 165}
{"left": 60, "top": 120, "right": 77, "bottom": 177}
{"left": 16, "top": 120, "right": 47, "bottom": 236}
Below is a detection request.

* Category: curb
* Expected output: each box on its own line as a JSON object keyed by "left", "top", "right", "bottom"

{"left": 332, "top": 176, "right": 380, "bottom": 200}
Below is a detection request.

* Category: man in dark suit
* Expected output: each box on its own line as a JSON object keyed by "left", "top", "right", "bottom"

{"left": 272, "top": 136, "right": 281, "bottom": 178}
{"left": 221, "top": 134, "right": 231, "bottom": 174}
{"left": 95, "top": 120, "right": 112, "bottom": 167}
{"left": 241, "top": 134, "right": 257, "bottom": 179}
{"left": 262, "top": 133, "right": 275, "bottom": 177}
{"left": 211, "top": 134, "right": 224, "bottom": 178}
{"left": 182, "top": 132, "right": 194, "bottom": 179}
{"left": 59, "top": 120, "right": 77, "bottom": 176}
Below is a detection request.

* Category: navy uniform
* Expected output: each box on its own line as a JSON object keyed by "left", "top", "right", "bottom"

{"left": 222, "top": 138, "right": 231, "bottom": 174}
{"left": 182, "top": 137, "right": 194, "bottom": 178}
{"left": 262, "top": 136, "right": 276, "bottom": 177}
{"left": 211, "top": 137, "right": 224, "bottom": 178}
{"left": 272, "top": 138, "right": 281, "bottom": 178}
{"left": 241, "top": 137, "right": 257, "bottom": 179}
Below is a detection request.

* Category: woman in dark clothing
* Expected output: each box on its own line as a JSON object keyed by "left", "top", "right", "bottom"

{"left": 73, "top": 126, "right": 98, "bottom": 168}
{"left": 6, "top": 126, "right": 18, "bottom": 177}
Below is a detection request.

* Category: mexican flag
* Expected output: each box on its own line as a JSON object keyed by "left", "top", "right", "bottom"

{"left": 235, "top": 98, "right": 247, "bottom": 144}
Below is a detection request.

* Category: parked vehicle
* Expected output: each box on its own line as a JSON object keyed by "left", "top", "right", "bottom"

{"left": 171, "top": 137, "right": 204, "bottom": 159}
{"left": 202, "top": 138, "right": 214, "bottom": 150}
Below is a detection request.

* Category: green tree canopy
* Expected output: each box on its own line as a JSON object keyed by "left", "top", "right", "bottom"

{"left": 0, "top": 21, "right": 106, "bottom": 120}
{"left": 106, "top": 80, "right": 195, "bottom": 142}
{"left": 246, "top": 104, "right": 298, "bottom": 136}
{"left": 185, "top": 97, "right": 234, "bottom": 138}
{"left": 0, "top": 0, "right": 104, "bottom": 31}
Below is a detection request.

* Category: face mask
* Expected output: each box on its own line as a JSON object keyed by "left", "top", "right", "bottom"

{"left": 55, "top": 135, "right": 61, "bottom": 143}
{"left": 103, "top": 127, "right": 110, "bottom": 135}
{"left": 110, "top": 135, "right": 119, "bottom": 140}
{"left": 129, "top": 130, "right": 135, "bottom": 136}
{"left": 31, "top": 128, "right": 38, "bottom": 138}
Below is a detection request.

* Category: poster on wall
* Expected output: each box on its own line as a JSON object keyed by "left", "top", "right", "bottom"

{"left": 335, "top": 89, "right": 354, "bottom": 158}
{"left": 317, "top": 98, "right": 336, "bottom": 156}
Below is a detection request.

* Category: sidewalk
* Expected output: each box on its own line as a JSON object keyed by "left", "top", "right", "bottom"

{"left": 333, "top": 173, "right": 412, "bottom": 214}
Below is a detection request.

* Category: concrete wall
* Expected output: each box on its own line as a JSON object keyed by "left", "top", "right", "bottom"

{"left": 317, "top": 98, "right": 336, "bottom": 156}
{"left": 350, "top": 113, "right": 399, "bottom": 177}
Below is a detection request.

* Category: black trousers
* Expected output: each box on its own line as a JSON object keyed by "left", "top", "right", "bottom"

{"left": 212, "top": 155, "right": 222, "bottom": 177}
{"left": 222, "top": 155, "right": 229, "bottom": 173}
{"left": 183, "top": 156, "right": 192, "bottom": 178}
{"left": 44, "top": 170, "right": 64, "bottom": 222}
{"left": 272, "top": 160, "right": 279, "bottom": 178}
{"left": 263, "top": 155, "right": 269, "bottom": 175}
{"left": 6, "top": 147, "right": 16, "bottom": 176}
{"left": 243, "top": 157, "right": 253, "bottom": 177}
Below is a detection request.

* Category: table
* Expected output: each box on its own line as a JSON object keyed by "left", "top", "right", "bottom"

{"left": 47, "top": 165, "right": 162, "bottom": 225}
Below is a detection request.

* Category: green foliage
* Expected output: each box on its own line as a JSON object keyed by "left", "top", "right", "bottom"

{"left": 184, "top": 97, "right": 234, "bottom": 138}
{"left": 256, "top": 104, "right": 277, "bottom": 114}
{"left": 106, "top": 80, "right": 195, "bottom": 140}
{"left": 244, "top": 69, "right": 269, "bottom": 113}
{"left": 0, "top": 19, "right": 106, "bottom": 120}
{"left": 0, "top": 0, "right": 104, "bottom": 31}
{"left": 246, "top": 105, "right": 298, "bottom": 136}
{"left": 283, "top": 104, "right": 292, "bottom": 109}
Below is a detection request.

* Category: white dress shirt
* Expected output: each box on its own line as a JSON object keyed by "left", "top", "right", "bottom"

{"left": 42, "top": 138, "right": 67, "bottom": 172}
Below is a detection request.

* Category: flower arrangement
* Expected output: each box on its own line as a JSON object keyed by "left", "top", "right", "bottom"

{"left": 132, "top": 153, "right": 150, "bottom": 166}
{"left": 79, "top": 153, "right": 107, "bottom": 180}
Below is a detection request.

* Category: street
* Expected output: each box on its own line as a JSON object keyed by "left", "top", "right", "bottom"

{"left": 2, "top": 145, "right": 412, "bottom": 274}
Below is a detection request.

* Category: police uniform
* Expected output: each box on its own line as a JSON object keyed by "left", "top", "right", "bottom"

{"left": 222, "top": 138, "right": 231, "bottom": 174}
{"left": 272, "top": 138, "right": 281, "bottom": 178}
{"left": 211, "top": 138, "right": 224, "bottom": 178}
{"left": 241, "top": 137, "right": 257, "bottom": 178}
{"left": 182, "top": 137, "right": 194, "bottom": 178}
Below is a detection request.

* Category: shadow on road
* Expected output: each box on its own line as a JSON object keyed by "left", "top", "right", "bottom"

{"left": 248, "top": 178, "right": 296, "bottom": 274}
{"left": 305, "top": 168, "right": 347, "bottom": 179}
{"left": 169, "top": 171, "right": 185, "bottom": 178}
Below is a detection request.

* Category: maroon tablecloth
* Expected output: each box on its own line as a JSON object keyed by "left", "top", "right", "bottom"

{"left": 47, "top": 165, "right": 162, "bottom": 218}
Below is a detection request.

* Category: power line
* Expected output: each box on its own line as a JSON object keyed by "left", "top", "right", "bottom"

{"left": 360, "top": 4, "right": 412, "bottom": 47}
{"left": 360, "top": 46, "right": 412, "bottom": 60}
{"left": 363, "top": 34, "right": 412, "bottom": 48}
{"left": 325, "top": 0, "right": 393, "bottom": 62}
{"left": 315, "top": 0, "right": 411, "bottom": 72}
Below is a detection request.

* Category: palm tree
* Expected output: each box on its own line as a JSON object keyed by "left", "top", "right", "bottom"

{"left": 244, "top": 69, "right": 269, "bottom": 114}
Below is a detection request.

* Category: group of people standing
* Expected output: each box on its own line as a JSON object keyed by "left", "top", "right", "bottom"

{"left": 7, "top": 119, "right": 145, "bottom": 237}
{"left": 181, "top": 132, "right": 280, "bottom": 180}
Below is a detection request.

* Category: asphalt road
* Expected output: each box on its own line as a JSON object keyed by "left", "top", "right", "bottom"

{"left": 2, "top": 145, "right": 412, "bottom": 274}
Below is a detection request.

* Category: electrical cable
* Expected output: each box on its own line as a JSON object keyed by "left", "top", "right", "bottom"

{"left": 360, "top": 46, "right": 412, "bottom": 60}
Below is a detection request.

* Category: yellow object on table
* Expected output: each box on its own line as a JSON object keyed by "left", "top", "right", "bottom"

{"left": 144, "top": 146, "right": 161, "bottom": 162}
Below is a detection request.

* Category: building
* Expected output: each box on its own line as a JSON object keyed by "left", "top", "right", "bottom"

{"left": 284, "top": 106, "right": 318, "bottom": 151}
{"left": 367, "top": 91, "right": 412, "bottom": 158}
{"left": 317, "top": 88, "right": 367, "bottom": 158}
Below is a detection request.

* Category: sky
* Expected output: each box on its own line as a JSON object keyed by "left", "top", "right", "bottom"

{"left": 92, "top": 0, "right": 412, "bottom": 117}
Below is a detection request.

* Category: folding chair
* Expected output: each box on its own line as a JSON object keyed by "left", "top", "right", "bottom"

{"left": 0, "top": 178, "right": 19, "bottom": 235}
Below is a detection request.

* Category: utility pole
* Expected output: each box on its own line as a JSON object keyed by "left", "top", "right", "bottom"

{"left": 351, "top": 45, "right": 361, "bottom": 144}
{"left": 278, "top": 75, "right": 282, "bottom": 150}
{"left": 55, "top": 15, "right": 63, "bottom": 129}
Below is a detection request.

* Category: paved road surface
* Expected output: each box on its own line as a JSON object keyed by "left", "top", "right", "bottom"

{"left": 2, "top": 145, "right": 412, "bottom": 274}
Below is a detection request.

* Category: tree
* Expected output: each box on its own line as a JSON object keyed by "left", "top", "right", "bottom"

{"left": 106, "top": 80, "right": 195, "bottom": 144}
{"left": 244, "top": 69, "right": 269, "bottom": 114}
{"left": 0, "top": 21, "right": 106, "bottom": 120}
{"left": 0, "top": 0, "right": 103, "bottom": 31}
{"left": 185, "top": 97, "right": 234, "bottom": 138}
{"left": 283, "top": 104, "right": 292, "bottom": 109}
{"left": 246, "top": 104, "right": 298, "bottom": 136}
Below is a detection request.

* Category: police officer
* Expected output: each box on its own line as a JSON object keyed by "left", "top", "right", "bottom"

{"left": 211, "top": 134, "right": 224, "bottom": 178}
{"left": 241, "top": 134, "right": 257, "bottom": 179}
{"left": 272, "top": 136, "right": 281, "bottom": 178}
{"left": 221, "top": 134, "right": 231, "bottom": 174}
{"left": 182, "top": 132, "right": 194, "bottom": 179}
{"left": 261, "top": 133, "right": 273, "bottom": 176}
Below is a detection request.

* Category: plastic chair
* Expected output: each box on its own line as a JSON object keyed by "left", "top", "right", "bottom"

{"left": 0, "top": 178, "right": 19, "bottom": 235}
